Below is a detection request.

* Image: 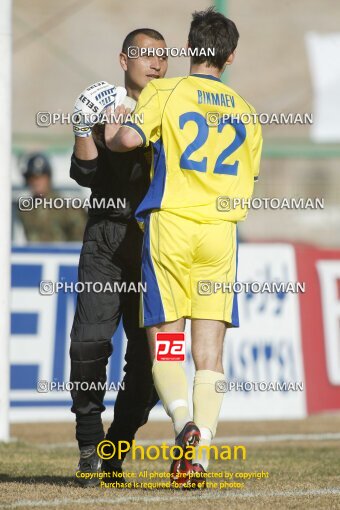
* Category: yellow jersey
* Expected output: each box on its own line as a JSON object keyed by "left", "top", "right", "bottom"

{"left": 124, "top": 74, "right": 262, "bottom": 224}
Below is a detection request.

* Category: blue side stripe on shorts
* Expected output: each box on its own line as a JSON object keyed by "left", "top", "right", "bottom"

{"left": 231, "top": 227, "right": 240, "bottom": 327}
{"left": 142, "top": 214, "right": 165, "bottom": 326}
{"left": 135, "top": 138, "right": 167, "bottom": 223}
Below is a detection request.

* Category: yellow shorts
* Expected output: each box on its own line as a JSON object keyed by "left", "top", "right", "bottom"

{"left": 140, "top": 210, "right": 239, "bottom": 327}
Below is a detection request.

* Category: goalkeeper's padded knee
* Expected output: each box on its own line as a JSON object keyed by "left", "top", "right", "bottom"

{"left": 70, "top": 338, "right": 113, "bottom": 382}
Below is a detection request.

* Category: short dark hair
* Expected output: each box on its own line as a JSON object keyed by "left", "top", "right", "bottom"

{"left": 188, "top": 7, "right": 239, "bottom": 70}
{"left": 122, "top": 28, "right": 165, "bottom": 53}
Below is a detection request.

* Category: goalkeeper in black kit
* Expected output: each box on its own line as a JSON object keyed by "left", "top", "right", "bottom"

{"left": 69, "top": 29, "right": 168, "bottom": 486}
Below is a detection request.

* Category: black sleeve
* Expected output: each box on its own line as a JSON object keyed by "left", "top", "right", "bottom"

{"left": 70, "top": 152, "right": 98, "bottom": 188}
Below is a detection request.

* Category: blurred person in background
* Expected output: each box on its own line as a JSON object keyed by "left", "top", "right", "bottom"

{"left": 18, "top": 153, "right": 86, "bottom": 242}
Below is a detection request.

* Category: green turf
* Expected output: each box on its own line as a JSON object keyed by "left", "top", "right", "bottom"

{"left": 1, "top": 435, "right": 339, "bottom": 510}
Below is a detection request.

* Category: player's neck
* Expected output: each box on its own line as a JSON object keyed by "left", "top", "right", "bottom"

{"left": 190, "top": 64, "right": 222, "bottom": 80}
{"left": 124, "top": 83, "right": 141, "bottom": 101}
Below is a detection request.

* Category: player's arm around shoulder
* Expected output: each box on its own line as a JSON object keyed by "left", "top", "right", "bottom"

{"left": 104, "top": 104, "right": 142, "bottom": 152}
{"left": 105, "top": 81, "right": 162, "bottom": 153}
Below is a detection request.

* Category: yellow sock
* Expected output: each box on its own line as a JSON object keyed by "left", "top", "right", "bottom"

{"left": 152, "top": 361, "right": 191, "bottom": 435}
{"left": 193, "top": 370, "right": 224, "bottom": 468}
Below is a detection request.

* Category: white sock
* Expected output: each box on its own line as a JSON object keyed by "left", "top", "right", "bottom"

{"left": 193, "top": 427, "right": 212, "bottom": 470}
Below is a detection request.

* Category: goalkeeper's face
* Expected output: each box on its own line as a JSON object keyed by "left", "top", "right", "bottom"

{"left": 121, "top": 34, "right": 168, "bottom": 91}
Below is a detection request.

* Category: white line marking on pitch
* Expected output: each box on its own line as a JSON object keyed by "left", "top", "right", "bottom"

{"left": 215, "top": 432, "right": 340, "bottom": 443}
{"left": 39, "top": 432, "right": 340, "bottom": 449}
{"left": 2, "top": 488, "right": 340, "bottom": 508}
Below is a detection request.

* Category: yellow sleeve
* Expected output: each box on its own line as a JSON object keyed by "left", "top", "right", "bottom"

{"left": 251, "top": 108, "right": 263, "bottom": 182}
{"left": 123, "top": 82, "right": 161, "bottom": 147}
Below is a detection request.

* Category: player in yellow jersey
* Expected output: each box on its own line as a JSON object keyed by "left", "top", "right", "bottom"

{"left": 106, "top": 8, "right": 262, "bottom": 486}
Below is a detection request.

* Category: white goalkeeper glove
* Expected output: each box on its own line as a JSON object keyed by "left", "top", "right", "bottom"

{"left": 121, "top": 96, "right": 137, "bottom": 111}
{"left": 72, "top": 81, "right": 127, "bottom": 137}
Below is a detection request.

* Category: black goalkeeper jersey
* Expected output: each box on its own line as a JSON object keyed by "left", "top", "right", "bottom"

{"left": 70, "top": 144, "right": 151, "bottom": 221}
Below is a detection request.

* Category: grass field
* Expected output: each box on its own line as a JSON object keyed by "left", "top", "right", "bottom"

{"left": 1, "top": 415, "right": 340, "bottom": 510}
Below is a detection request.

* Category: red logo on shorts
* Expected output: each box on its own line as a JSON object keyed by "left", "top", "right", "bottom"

{"left": 155, "top": 332, "right": 185, "bottom": 361}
